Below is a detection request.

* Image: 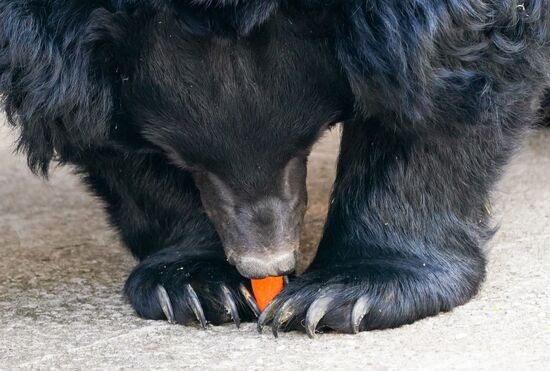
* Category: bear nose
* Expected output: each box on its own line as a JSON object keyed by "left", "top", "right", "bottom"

{"left": 230, "top": 250, "right": 296, "bottom": 279}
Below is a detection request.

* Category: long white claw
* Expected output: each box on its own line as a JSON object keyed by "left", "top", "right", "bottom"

{"left": 220, "top": 283, "right": 241, "bottom": 328}
{"left": 305, "top": 296, "right": 335, "bottom": 338}
{"left": 156, "top": 285, "right": 175, "bottom": 324}
{"left": 184, "top": 284, "right": 207, "bottom": 328}
{"left": 351, "top": 295, "right": 370, "bottom": 334}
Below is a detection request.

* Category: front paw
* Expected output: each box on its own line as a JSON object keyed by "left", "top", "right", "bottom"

{"left": 257, "top": 261, "right": 472, "bottom": 337}
{"left": 124, "top": 256, "right": 260, "bottom": 327}
{"left": 257, "top": 269, "right": 371, "bottom": 337}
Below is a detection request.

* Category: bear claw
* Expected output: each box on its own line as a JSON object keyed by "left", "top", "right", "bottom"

{"left": 238, "top": 283, "right": 261, "bottom": 318}
{"left": 220, "top": 283, "right": 241, "bottom": 328}
{"left": 183, "top": 283, "right": 207, "bottom": 328}
{"left": 270, "top": 298, "right": 298, "bottom": 338}
{"left": 305, "top": 295, "right": 335, "bottom": 338}
{"left": 156, "top": 285, "right": 175, "bottom": 324}
{"left": 351, "top": 295, "right": 371, "bottom": 334}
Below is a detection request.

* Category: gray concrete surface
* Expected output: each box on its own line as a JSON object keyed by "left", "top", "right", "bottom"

{"left": 0, "top": 115, "right": 549, "bottom": 370}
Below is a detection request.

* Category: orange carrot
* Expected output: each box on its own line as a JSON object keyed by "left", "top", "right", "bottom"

{"left": 251, "top": 276, "right": 284, "bottom": 311}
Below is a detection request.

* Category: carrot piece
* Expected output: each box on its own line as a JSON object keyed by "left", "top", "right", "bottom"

{"left": 251, "top": 276, "right": 284, "bottom": 311}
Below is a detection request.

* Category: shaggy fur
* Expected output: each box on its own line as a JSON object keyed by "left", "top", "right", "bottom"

{"left": 1, "top": 0, "right": 549, "bottom": 335}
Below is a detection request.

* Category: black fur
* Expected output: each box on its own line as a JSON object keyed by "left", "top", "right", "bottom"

{"left": 1, "top": 0, "right": 549, "bottom": 335}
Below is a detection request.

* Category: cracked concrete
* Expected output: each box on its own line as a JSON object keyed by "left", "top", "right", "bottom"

{"left": 0, "top": 115, "right": 549, "bottom": 370}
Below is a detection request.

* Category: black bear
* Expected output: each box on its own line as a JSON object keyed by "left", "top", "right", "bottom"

{"left": 1, "top": 0, "right": 548, "bottom": 337}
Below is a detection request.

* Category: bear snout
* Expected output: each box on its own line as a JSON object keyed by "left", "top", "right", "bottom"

{"left": 211, "top": 196, "right": 304, "bottom": 278}
{"left": 192, "top": 158, "right": 307, "bottom": 278}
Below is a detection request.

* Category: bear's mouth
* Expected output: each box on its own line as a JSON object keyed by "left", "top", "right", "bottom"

{"left": 192, "top": 157, "right": 307, "bottom": 278}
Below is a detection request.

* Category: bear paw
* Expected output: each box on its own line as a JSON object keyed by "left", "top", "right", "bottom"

{"left": 125, "top": 257, "right": 260, "bottom": 327}
{"left": 257, "top": 262, "right": 462, "bottom": 337}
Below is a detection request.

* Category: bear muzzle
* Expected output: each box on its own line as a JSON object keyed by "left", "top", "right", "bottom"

{"left": 206, "top": 193, "right": 305, "bottom": 278}
{"left": 193, "top": 158, "right": 307, "bottom": 278}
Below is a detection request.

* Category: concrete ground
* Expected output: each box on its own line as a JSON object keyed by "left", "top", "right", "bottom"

{"left": 0, "top": 114, "right": 549, "bottom": 370}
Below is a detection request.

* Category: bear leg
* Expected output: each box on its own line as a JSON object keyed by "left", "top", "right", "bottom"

{"left": 259, "top": 111, "right": 523, "bottom": 337}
